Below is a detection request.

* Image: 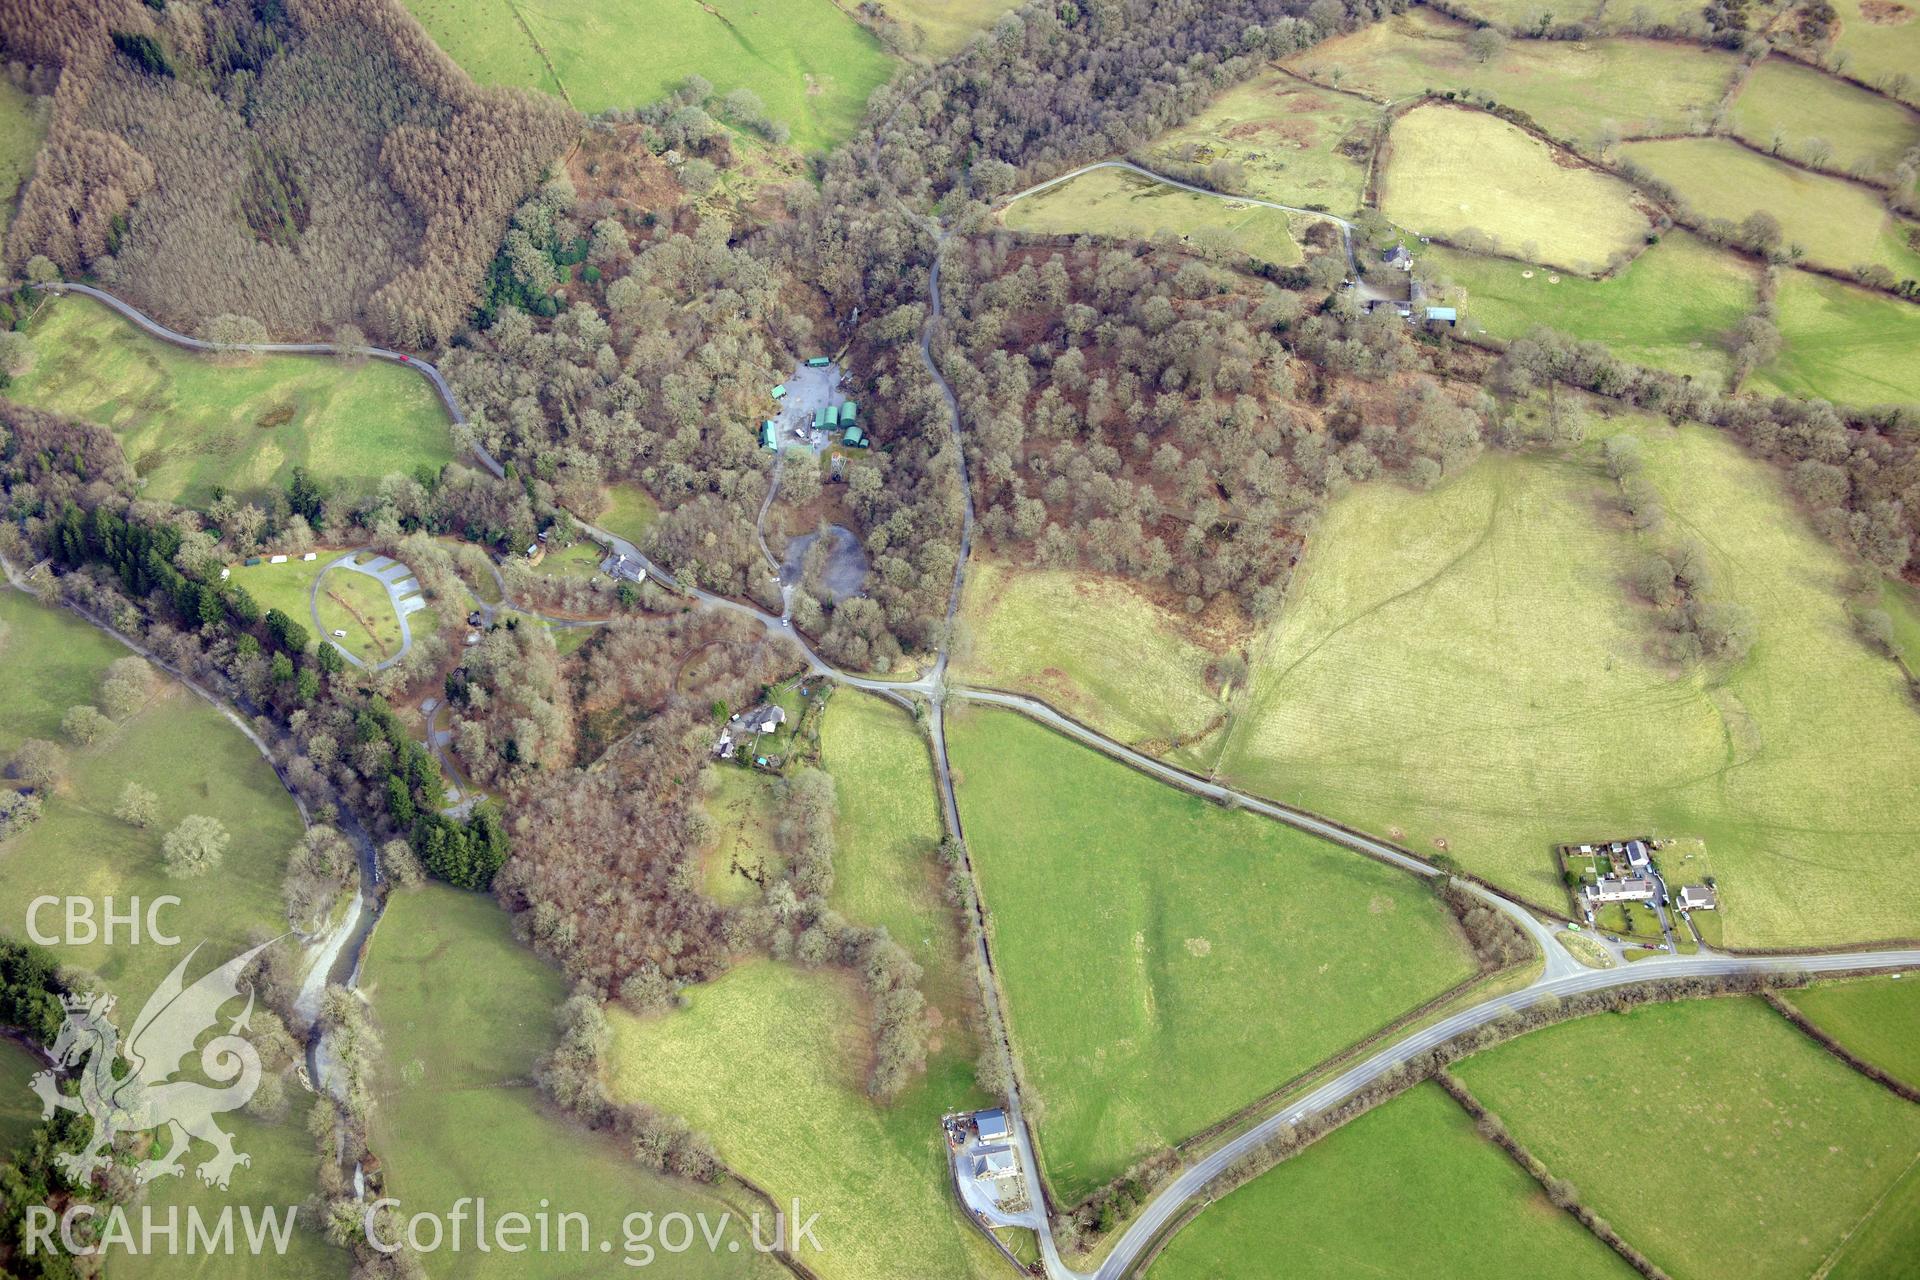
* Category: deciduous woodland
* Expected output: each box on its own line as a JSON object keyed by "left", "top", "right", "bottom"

{"left": 0, "top": 0, "right": 575, "bottom": 344}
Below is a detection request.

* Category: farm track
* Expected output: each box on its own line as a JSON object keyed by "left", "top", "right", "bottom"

{"left": 40, "top": 233, "right": 1920, "bottom": 1277}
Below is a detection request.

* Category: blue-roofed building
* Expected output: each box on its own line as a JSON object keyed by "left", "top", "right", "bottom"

{"left": 1425, "top": 306, "right": 1458, "bottom": 328}
{"left": 975, "top": 1108, "right": 1009, "bottom": 1142}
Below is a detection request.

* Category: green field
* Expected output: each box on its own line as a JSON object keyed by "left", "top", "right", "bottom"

{"left": 0, "top": 589, "right": 305, "bottom": 1001}
{"left": 1885, "top": 579, "right": 1920, "bottom": 667}
{"left": 1422, "top": 233, "right": 1755, "bottom": 383}
{"left": 314, "top": 565, "right": 407, "bottom": 665}
{"left": 1828, "top": 1148, "right": 1920, "bottom": 1280}
{"left": 1751, "top": 268, "right": 1920, "bottom": 406}
{"left": 1622, "top": 136, "right": 1920, "bottom": 280}
{"left": 597, "top": 482, "right": 660, "bottom": 547}
{"left": 955, "top": 559, "right": 1228, "bottom": 756}
{"left": 1148, "top": 1082, "right": 1634, "bottom": 1280}
{"left": 0, "top": 76, "right": 45, "bottom": 241}
{"left": 820, "top": 692, "right": 978, "bottom": 1064}
{"left": 367, "top": 885, "right": 776, "bottom": 1279}
{"left": 9, "top": 294, "right": 451, "bottom": 508}
{"left": 875, "top": 0, "right": 1023, "bottom": 57}
{"left": 1449, "top": 0, "right": 1606, "bottom": 25}
{"left": 607, "top": 963, "right": 1003, "bottom": 1280}
{"left": 0, "top": 589, "right": 337, "bottom": 1280}
{"left": 1829, "top": 0, "right": 1920, "bottom": 106}
{"left": 1730, "top": 55, "right": 1920, "bottom": 177}
{"left": 1383, "top": 104, "right": 1650, "bottom": 273}
{"left": 1146, "top": 71, "right": 1377, "bottom": 212}
{"left": 400, "top": 0, "right": 894, "bottom": 152}
{"left": 701, "top": 767, "right": 781, "bottom": 904}
{"left": 1784, "top": 974, "right": 1920, "bottom": 1087}
{"left": 1291, "top": 10, "right": 1736, "bottom": 148}
{"left": 1218, "top": 418, "right": 1920, "bottom": 946}
{"left": 1002, "top": 165, "right": 1304, "bottom": 267}
{"left": 0, "top": 1037, "right": 45, "bottom": 1156}
{"left": 947, "top": 706, "right": 1478, "bottom": 1201}
{"left": 1457, "top": 998, "right": 1920, "bottom": 1280}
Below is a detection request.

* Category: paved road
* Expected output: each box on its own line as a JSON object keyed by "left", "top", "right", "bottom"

{"left": 309, "top": 551, "right": 421, "bottom": 672}
{"left": 1074, "top": 944, "right": 1920, "bottom": 1280}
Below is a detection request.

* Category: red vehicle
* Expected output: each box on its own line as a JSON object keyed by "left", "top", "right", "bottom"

{"left": 397, "top": 354, "right": 410, "bottom": 362}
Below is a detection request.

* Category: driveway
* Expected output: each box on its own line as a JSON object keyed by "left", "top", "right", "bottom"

{"left": 310, "top": 551, "right": 426, "bottom": 671}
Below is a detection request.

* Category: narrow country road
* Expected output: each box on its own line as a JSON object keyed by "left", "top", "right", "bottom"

{"left": 36, "top": 267, "right": 1920, "bottom": 1280}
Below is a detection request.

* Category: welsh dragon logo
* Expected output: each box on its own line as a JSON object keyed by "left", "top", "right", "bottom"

{"left": 28, "top": 939, "right": 275, "bottom": 1190}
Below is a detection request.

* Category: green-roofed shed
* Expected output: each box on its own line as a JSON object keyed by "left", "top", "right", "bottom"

{"left": 761, "top": 421, "right": 778, "bottom": 449}
{"left": 771, "top": 384, "right": 787, "bottom": 400}
{"left": 843, "top": 426, "right": 867, "bottom": 449}
{"left": 806, "top": 356, "right": 831, "bottom": 367}
{"left": 839, "top": 401, "right": 858, "bottom": 428}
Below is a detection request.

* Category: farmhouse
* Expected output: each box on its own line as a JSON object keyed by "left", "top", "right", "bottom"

{"left": 741, "top": 704, "right": 787, "bottom": 735}
{"left": 1384, "top": 244, "right": 1412, "bottom": 271}
{"left": 1584, "top": 876, "right": 1656, "bottom": 907}
{"left": 1678, "top": 884, "right": 1718, "bottom": 911}
{"left": 969, "top": 1145, "right": 1021, "bottom": 1181}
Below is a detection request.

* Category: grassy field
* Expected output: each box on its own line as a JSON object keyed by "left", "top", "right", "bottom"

{"left": 1290, "top": 10, "right": 1736, "bottom": 147}
{"left": 1751, "top": 268, "right": 1920, "bottom": 406}
{"left": 1148, "top": 1082, "right": 1634, "bottom": 1280}
{"left": 875, "top": 0, "right": 1023, "bottom": 57}
{"left": 947, "top": 706, "right": 1478, "bottom": 1202}
{"left": 1218, "top": 417, "right": 1920, "bottom": 945}
{"left": 1730, "top": 55, "right": 1920, "bottom": 176}
{"left": 701, "top": 766, "right": 781, "bottom": 904}
{"left": 1002, "top": 165, "right": 1304, "bottom": 266}
{"left": 1456, "top": 998, "right": 1920, "bottom": 1280}
{"left": 0, "top": 77, "right": 45, "bottom": 241}
{"left": 597, "top": 482, "right": 659, "bottom": 547}
{"left": 400, "top": 0, "right": 894, "bottom": 152}
{"left": 819, "top": 692, "right": 977, "bottom": 1062}
{"left": 1884, "top": 578, "right": 1920, "bottom": 667}
{"left": 1145, "top": 71, "right": 1377, "bottom": 212}
{"left": 1621, "top": 136, "right": 1920, "bottom": 279}
{"left": 367, "top": 885, "right": 775, "bottom": 1279}
{"left": 1448, "top": 0, "right": 1604, "bottom": 25}
{"left": 0, "top": 589, "right": 305, "bottom": 1001}
{"left": 0, "top": 589, "right": 337, "bottom": 1280}
{"left": 1422, "top": 233, "right": 1755, "bottom": 383}
{"left": 1382, "top": 104, "right": 1649, "bottom": 273}
{"left": 10, "top": 294, "right": 451, "bottom": 508}
{"left": 1783, "top": 974, "right": 1920, "bottom": 1087}
{"left": 1829, "top": 0, "right": 1920, "bottom": 106}
{"left": 0, "top": 1037, "right": 45, "bottom": 1156}
{"left": 314, "top": 565, "right": 405, "bottom": 664}
{"left": 607, "top": 963, "right": 1004, "bottom": 1280}
{"left": 955, "top": 559, "right": 1228, "bottom": 756}
{"left": 1828, "top": 1148, "right": 1920, "bottom": 1280}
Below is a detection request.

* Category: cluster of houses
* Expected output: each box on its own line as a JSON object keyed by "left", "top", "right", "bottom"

{"left": 713, "top": 701, "right": 788, "bottom": 768}
{"left": 1366, "top": 244, "right": 1457, "bottom": 328}
{"left": 1569, "top": 837, "right": 1717, "bottom": 917}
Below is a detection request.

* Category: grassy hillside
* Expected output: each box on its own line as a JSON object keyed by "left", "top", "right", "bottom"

{"left": 1290, "top": 10, "right": 1736, "bottom": 147}
{"left": 0, "top": 590, "right": 304, "bottom": 1002}
{"left": 955, "top": 559, "right": 1228, "bottom": 756}
{"left": 9, "top": 294, "right": 451, "bottom": 508}
{"left": 0, "top": 77, "right": 45, "bottom": 241}
{"left": 1621, "top": 136, "right": 1920, "bottom": 279}
{"left": 1219, "top": 419, "right": 1920, "bottom": 945}
{"left": 1146, "top": 71, "right": 1375, "bottom": 212}
{"left": 1730, "top": 55, "right": 1920, "bottom": 175}
{"left": 820, "top": 692, "right": 978, "bottom": 1068}
{"left": 1422, "top": 233, "right": 1754, "bottom": 383}
{"left": 1828, "top": 0, "right": 1920, "bottom": 107}
{"left": 1148, "top": 1083, "right": 1635, "bottom": 1280}
{"left": 0, "top": 588, "right": 337, "bottom": 1280}
{"left": 1382, "top": 104, "right": 1650, "bottom": 273}
{"left": 875, "top": 0, "right": 1023, "bottom": 57}
{"left": 401, "top": 0, "right": 894, "bottom": 152}
{"left": 607, "top": 963, "right": 1003, "bottom": 1280}
{"left": 367, "top": 885, "right": 776, "bottom": 1279}
{"left": 1783, "top": 974, "right": 1920, "bottom": 1088}
{"left": 947, "top": 706, "right": 1478, "bottom": 1202}
{"left": 1753, "top": 268, "right": 1920, "bottom": 406}
{"left": 1001, "top": 166, "right": 1304, "bottom": 267}
{"left": 1456, "top": 998, "right": 1920, "bottom": 1280}
{"left": 0, "top": 1037, "right": 45, "bottom": 1157}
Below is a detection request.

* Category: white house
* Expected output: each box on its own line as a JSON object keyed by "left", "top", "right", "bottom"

{"left": 1677, "top": 884, "right": 1718, "bottom": 911}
